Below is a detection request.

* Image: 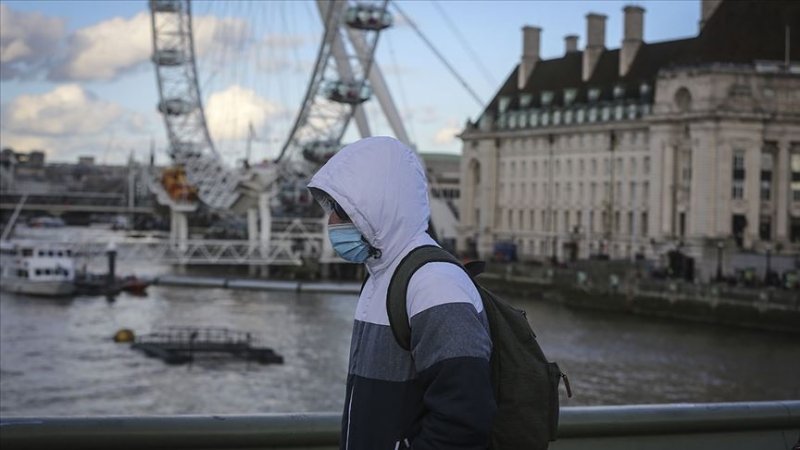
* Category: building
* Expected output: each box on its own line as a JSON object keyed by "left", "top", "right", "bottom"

{"left": 458, "top": 0, "right": 800, "bottom": 280}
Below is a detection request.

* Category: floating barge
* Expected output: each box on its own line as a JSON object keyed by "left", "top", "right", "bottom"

{"left": 126, "top": 327, "right": 283, "bottom": 365}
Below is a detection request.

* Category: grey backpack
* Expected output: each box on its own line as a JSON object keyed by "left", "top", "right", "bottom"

{"left": 386, "top": 245, "right": 571, "bottom": 450}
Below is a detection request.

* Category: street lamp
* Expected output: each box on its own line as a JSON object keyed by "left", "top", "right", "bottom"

{"left": 764, "top": 244, "right": 772, "bottom": 285}
{"left": 716, "top": 241, "right": 724, "bottom": 282}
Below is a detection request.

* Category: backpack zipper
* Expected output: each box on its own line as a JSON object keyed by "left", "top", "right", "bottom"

{"left": 561, "top": 372, "right": 573, "bottom": 398}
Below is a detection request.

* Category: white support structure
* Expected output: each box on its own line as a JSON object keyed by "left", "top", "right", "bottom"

{"left": 258, "top": 192, "right": 271, "bottom": 254}
{"left": 247, "top": 208, "right": 259, "bottom": 245}
{"left": 170, "top": 209, "right": 189, "bottom": 252}
{"left": 345, "top": 28, "right": 411, "bottom": 146}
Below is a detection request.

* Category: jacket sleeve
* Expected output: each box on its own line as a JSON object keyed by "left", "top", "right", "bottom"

{"left": 408, "top": 301, "right": 496, "bottom": 450}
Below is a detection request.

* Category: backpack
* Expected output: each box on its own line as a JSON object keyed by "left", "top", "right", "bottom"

{"left": 386, "top": 245, "right": 571, "bottom": 450}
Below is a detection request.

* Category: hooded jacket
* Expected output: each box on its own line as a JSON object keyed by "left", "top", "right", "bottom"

{"left": 308, "top": 136, "right": 495, "bottom": 450}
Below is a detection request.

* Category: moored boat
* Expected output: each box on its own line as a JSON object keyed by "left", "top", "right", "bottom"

{"left": 0, "top": 241, "right": 76, "bottom": 296}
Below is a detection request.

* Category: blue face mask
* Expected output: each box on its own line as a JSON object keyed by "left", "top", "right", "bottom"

{"left": 328, "top": 223, "right": 371, "bottom": 263}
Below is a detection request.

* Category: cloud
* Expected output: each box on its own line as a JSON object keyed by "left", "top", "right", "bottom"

{"left": 204, "top": 85, "right": 283, "bottom": 141}
{"left": 48, "top": 10, "right": 250, "bottom": 82}
{"left": 0, "top": 4, "right": 66, "bottom": 80}
{"left": 1, "top": 84, "right": 124, "bottom": 135}
{"left": 432, "top": 121, "right": 461, "bottom": 146}
{"left": 0, "top": 84, "right": 159, "bottom": 163}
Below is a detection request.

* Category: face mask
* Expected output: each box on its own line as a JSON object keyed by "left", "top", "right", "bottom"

{"left": 328, "top": 223, "right": 371, "bottom": 263}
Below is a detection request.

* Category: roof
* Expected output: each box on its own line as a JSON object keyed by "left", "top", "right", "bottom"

{"left": 478, "top": 0, "right": 800, "bottom": 120}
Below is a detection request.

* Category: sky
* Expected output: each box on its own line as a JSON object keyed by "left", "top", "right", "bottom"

{"left": 0, "top": 0, "right": 699, "bottom": 165}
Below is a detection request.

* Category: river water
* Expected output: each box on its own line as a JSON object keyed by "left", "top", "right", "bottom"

{"left": 2, "top": 275, "right": 799, "bottom": 417}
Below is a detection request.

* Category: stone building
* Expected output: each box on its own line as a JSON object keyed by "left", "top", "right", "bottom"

{"left": 458, "top": 0, "right": 800, "bottom": 280}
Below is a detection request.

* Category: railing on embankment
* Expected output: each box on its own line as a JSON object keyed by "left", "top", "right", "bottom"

{"left": 2, "top": 401, "right": 798, "bottom": 450}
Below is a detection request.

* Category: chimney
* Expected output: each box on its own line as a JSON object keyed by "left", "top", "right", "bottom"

{"left": 564, "top": 35, "right": 579, "bottom": 54}
{"left": 582, "top": 13, "right": 607, "bottom": 81}
{"left": 519, "top": 26, "right": 541, "bottom": 89}
{"left": 699, "top": 0, "right": 722, "bottom": 31}
{"left": 620, "top": 6, "right": 644, "bottom": 77}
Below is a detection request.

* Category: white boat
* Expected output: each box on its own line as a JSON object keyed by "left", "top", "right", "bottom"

{"left": 0, "top": 241, "right": 76, "bottom": 296}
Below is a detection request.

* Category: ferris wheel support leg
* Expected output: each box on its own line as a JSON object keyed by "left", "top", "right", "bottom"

{"left": 345, "top": 29, "right": 411, "bottom": 146}
{"left": 317, "top": 0, "right": 372, "bottom": 137}
{"left": 248, "top": 208, "right": 259, "bottom": 246}
{"left": 170, "top": 208, "right": 188, "bottom": 252}
{"left": 259, "top": 192, "right": 271, "bottom": 257}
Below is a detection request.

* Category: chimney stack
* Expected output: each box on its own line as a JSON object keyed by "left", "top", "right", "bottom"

{"left": 564, "top": 35, "right": 579, "bottom": 54}
{"left": 582, "top": 13, "right": 607, "bottom": 81}
{"left": 519, "top": 26, "right": 541, "bottom": 89}
{"left": 700, "top": 0, "right": 722, "bottom": 31}
{"left": 620, "top": 5, "right": 644, "bottom": 77}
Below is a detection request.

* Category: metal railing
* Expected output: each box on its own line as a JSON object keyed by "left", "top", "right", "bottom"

{"left": 2, "top": 401, "right": 798, "bottom": 450}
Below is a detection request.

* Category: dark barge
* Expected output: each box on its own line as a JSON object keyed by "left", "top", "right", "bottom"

{"left": 125, "top": 327, "right": 283, "bottom": 365}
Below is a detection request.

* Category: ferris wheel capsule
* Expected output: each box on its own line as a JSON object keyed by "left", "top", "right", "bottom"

{"left": 149, "top": 0, "right": 183, "bottom": 13}
{"left": 324, "top": 80, "right": 372, "bottom": 105}
{"left": 302, "top": 140, "right": 340, "bottom": 164}
{"left": 158, "top": 98, "right": 196, "bottom": 116}
{"left": 345, "top": 3, "right": 393, "bottom": 31}
{"left": 152, "top": 49, "right": 186, "bottom": 66}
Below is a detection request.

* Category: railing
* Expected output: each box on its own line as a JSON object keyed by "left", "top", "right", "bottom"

{"left": 1, "top": 401, "right": 798, "bottom": 450}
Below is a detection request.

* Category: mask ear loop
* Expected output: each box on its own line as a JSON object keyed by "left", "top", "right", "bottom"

{"left": 362, "top": 236, "right": 382, "bottom": 259}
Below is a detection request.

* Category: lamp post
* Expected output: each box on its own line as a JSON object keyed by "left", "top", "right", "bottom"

{"left": 764, "top": 244, "right": 772, "bottom": 285}
{"left": 716, "top": 241, "right": 724, "bottom": 282}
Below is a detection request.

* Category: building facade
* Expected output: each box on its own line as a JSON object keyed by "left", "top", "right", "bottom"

{"left": 458, "top": 0, "right": 800, "bottom": 280}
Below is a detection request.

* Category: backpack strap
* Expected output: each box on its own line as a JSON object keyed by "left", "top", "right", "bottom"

{"left": 386, "top": 245, "right": 466, "bottom": 351}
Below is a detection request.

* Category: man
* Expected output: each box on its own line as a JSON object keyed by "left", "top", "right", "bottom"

{"left": 308, "top": 136, "right": 495, "bottom": 450}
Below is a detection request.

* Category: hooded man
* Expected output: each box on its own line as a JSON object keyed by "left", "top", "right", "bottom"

{"left": 308, "top": 136, "right": 495, "bottom": 450}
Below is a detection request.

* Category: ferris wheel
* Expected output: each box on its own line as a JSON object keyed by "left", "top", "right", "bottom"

{"left": 148, "top": 0, "right": 409, "bottom": 213}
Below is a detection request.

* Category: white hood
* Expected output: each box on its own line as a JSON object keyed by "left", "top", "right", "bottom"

{"left": 308, "top": 136, "right": 430, "bottom": 274}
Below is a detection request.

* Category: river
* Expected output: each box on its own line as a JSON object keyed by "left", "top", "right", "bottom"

{"left": 2, "top": 277, "right": 798, "bottom": 417}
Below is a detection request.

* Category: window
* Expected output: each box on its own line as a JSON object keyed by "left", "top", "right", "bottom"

{"left": 759, "top": 216, "right": 772, "bottom": 241}
{"left": 589, "top": 211, "right": 595, "bottom": 233}
{"left": 591, "top": 159, "right": 598, "bottom": 175}
{"left": 628, "top": 212, "right": 634, "bottom": 235}
{"left": 792, "top": 151, "right": 800, "bottom": 202}
{"left": 553, "top": 110, "right": 562, "bottom": 125}
{"left": 498, "top": 96, "right": 511, "bottom": 112}
{"left": 601, "top": 106, "right": 611, "bottom": 121}
{"left": 576, "top": 108, "right": 585, "bottom": 123}
{"left": 732, "top": 150, "right": 746, "bottom": 199}
{"left": 643, "top": 156, "right": 651, "bottom": 174}
{"left": 579, "top": 160, "right": 585, "bottom": 175}
{"left": 530, "top": 211, "right": 536, "bottom": 231}
{"left": 529, "top": 111, "right": 539, "bottom": 127}
{"left": 643, "top": 182, "right": 649, "bottom": 204}
{"left": 566, "top": 160, "right": 573, "bottom": 176}
{"left": 641, "top": 212, "right": 648, "bottom": 236}
{"left": 520, "top": 94, "right": 533, "bottom": 108}
{"left": 630, "top": 158, "right": 637, "bottom": 175}
{"left": 541, "top": 91, "right": 554, "bottom": 106}
{"left": 564, "top": 211, "right": 570, "bottom": 232}
{"left": 591, "top": 182, "right": 597, "bottom": 204}
{"left": 761, "top": 152, "right": 773, "bottom": 201}
{"left": 613, "top": 85, "right": 625, "bottom": 99}
{"left": 588, "top": 88, "right": 601, "bottom": 102}
{"left": 630, "top": 182, "right": 636, "bottom": 204}
{"left": 564, "top": 88, "right": 578, "bottom": 105}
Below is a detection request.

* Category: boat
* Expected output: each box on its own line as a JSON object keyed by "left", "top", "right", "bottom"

{"left": 0, "top": 241, "right": 76, "bottom": 296}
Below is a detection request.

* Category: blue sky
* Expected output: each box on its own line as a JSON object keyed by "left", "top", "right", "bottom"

{"left": 0, "top": 0, "right": 699, "bottom": 165}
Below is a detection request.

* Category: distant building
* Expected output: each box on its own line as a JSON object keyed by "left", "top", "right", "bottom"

{"left": 458, "top": 0, "right": 800, "bottom": 279}
{"left": 420, "top": 152, "right": 461, "bottom": 251}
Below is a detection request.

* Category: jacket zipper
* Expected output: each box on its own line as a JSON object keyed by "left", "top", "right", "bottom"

{"left": 345, "top": 384, "right": 355, "bottom": 450}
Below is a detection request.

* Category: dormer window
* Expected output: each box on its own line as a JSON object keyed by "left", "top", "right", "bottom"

{"left": 541, "top": 91, "right": 554, "bottom": 107}
{"left": 613, "top": 84, "right": 625, "bottom": 99}
{"left": 498, "top": 96, "right": 511, "bottom": 113}
{"left": 520, "top": 94, "right": 533, "bottom": 108}
{"left": 564, "top": 88, "right": 578, "bottom": 106}
{"left": 588, "top": 88, "right": 601, "bottom": 103}
{"left": 639, "top": 83, "right": 651, "bottom": 98}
